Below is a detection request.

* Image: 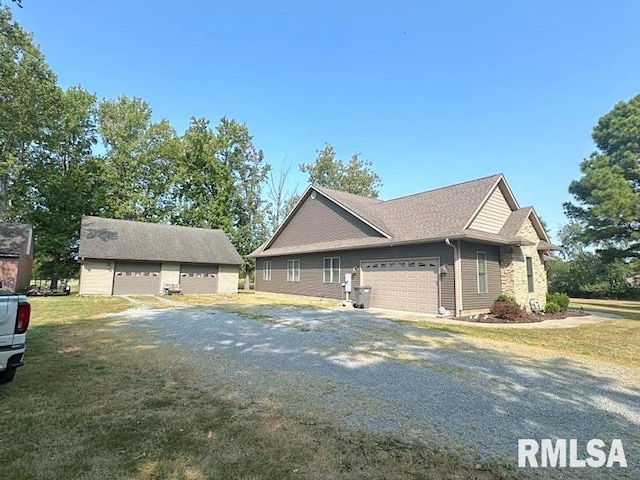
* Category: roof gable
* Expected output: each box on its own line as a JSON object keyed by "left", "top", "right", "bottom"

{"left": 468, "top": 184, "right": 513, "bottom": 234}
{"left": 250, "top": 174, "right": 547, "bottom": 258}
{"left": 267, "top": 188, "right": 387, "bottom": 250}
{"left": 0, "top": 223, "right": 33, "bottom": 257}
{"left": 79, "top": 216, "right": 243, "bottom": 264}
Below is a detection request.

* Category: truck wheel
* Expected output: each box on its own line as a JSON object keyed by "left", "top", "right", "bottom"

{"left": 0, "top": 368, "right": 17, "bottom": 384}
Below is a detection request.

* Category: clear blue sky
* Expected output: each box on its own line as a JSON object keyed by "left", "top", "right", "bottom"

{"left": 12, "top": 1, "right": 640, "bottom": 241}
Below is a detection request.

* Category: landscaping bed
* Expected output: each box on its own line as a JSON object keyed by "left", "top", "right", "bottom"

{"left": 458, "top": 309, "right": 589, "bottom": 324}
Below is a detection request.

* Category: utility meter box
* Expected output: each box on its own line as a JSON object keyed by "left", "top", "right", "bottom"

{"left": 343, "top": 273, "right": 352, "bottom": 293}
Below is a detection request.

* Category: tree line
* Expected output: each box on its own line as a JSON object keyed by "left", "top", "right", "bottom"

{"left": 552, "top": 94, "right": 640, "bottom": 298}
{"left": 0, "top": 7, "right": 382, "bottom": 287}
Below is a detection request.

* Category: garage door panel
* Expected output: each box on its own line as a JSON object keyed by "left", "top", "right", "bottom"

{"left": 362, "top": 259, "right": 439, "bottom": 314}
{"left": 180, "top": 264, "right": 218, "bottom": 294}
{"left": 113, "top": 262, "right": 161, "bottom": 295}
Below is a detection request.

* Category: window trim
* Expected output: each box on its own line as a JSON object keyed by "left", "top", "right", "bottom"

{"left": 323, "top": 257, "right": 341, "bottom": 283}
{"left": 287, "top": 259, "right": 300, "bottom": 282}
{"left": 263, "top": 260, "right": 272, "bottom": 281}
{"left": 526, "top": 256, "right": 534, "bottom": 293}
{"left": 477, "top": 251, "right": 488, "bottom": 294}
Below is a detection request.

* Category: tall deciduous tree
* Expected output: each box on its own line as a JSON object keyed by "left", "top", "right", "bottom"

{"left": 215, "top": 118, "right": 270, "bottom": 286}
{"left": 8, "top": 87, "right": 101, "bottom": 286}
{"left": 98, "top": 95, "right": 180, "bottom": 222}
{"left": 564, "top": 94, "right": 640, "bottom": 260}
{"left": 175, "top": 117, "right": 234, "bottom": 230}
{"left": 300, "top": 143, "right": 381, "bottom": 197}
{"left": 266, "top": 160, "right": 297, "bottom": 234}
{"left": 0, "top": 6, "right": 60, "bottom": 216}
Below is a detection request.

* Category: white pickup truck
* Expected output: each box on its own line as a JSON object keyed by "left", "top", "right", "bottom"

{"left": 0, "top": 292, "right": 31, "bottom": 384}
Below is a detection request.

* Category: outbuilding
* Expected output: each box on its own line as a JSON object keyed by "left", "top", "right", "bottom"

{"left": 78, "top": 216, "right": 242, "bottom": 295}
{"left": 0, "top": 222, "right": 34, "bottom": 293}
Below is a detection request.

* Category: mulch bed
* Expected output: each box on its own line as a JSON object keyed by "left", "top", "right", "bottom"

{"left": 456, "top": 309, "right": 589, "bottom": 324}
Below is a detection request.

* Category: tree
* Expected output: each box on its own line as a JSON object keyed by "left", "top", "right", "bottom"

{"left": 98, "top": 95, "right": 180, "bottom": 222}
{"left": 564, "top": 94, "right": 640, "bottom": 260}
{"left": 214, "top": 118, "right": 270, "bottom": 287}
{"left": 174, "top": 117, "right": 234, "bottom": 230}
{"left": 266, "top": 160, "right": 297, "bottom": 234}
{"left": 299, "top": 143, "right": 382, "bottom": 197}
{"left": 7, "top": 87, "right": 102, "bottom": 287}
{"left": 0, "top": 6, "right": 60, "bottom": 216}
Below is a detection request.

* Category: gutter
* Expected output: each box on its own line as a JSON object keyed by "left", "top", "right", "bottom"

{"left": 445, "top": 238, "right": 463, "bottom": 317}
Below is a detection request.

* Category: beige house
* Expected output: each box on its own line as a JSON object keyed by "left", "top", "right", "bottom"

{"left": 0, "top": 223, "right": 33, "bottom": 293}
{"left": 250, "top": 174, "right": 560, "bottom": 316}
{"left": 78, "top": 216, "right": 242, "bottom": 295}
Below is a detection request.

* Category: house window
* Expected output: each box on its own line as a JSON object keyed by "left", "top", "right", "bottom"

{"left": 526, "top": 256, "right": 534, "bottom": 292}
{"left": 263, "top": 261, "right": 271, "bottom": 281}
{"left": 477, "top": 252, "right": 488, "bottom": 293}
{"left": 287, "top": 259, "right": 300, "bottom": 282}
{"left": 323, "top": 257, "right": 340, "bottom": 283}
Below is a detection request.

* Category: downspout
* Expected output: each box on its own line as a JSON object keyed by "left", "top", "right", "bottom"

{"left": 445, "top": 238, "right": 463, "bottom": 317}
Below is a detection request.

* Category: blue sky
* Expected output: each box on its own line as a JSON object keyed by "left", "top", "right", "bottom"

{"left": 12, "top": 1, "right": 640, "bottom": 240}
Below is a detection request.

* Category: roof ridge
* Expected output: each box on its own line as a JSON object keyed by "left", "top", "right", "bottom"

{"left": 83, "top": 216, "right": 225, "bottom": 233}
{"left": 312, "top": 185, "right": 383, "bottom": 202}
{"left": 383, "top": 173, "right": 503, "bottom": 204}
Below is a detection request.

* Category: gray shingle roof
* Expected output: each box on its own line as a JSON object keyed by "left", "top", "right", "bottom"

{"left": 79, "top": 216, "right": 243, "bottom": 265}
{"left": 252, "top": 174, "right": 563, "bottom": 258}
{"left": 0, "top": 223, "right": 32, "bottom": 257}
{"left": 499, "top": 207, "right": 533, "bottom": 239}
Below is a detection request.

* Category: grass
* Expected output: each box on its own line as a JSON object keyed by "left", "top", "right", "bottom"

{"left": 0, "top": 295, "right": 517, "bottom": 479}
{"left": 394, "top": 298, "right": 640, "bottom": 369}
{"left": 570, "top": 297, "right": 640, "bottom": 321}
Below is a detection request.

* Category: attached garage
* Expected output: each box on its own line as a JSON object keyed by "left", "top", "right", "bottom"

{"left": 361, "top": 258, "right": 440, "bottom": 314}
{"left": 113, "top": 262, "right": 161, "bottom": 295}
{"left": 180, "top": 264, "right": 218, "bottom": 294}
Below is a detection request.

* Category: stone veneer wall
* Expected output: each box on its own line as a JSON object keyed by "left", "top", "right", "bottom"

{"left": 499, "top": 219, "right": 548, "bottom": 310}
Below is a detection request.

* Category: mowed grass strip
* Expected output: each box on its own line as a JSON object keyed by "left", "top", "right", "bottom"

{"left": 0, "top": 296, "right": 517, "bottom": 480}
{"left": 570, "top": 298, "right": 640, "bottom": 321}
{"left": 396, "top": 301, "right": 640, "bottom": 368}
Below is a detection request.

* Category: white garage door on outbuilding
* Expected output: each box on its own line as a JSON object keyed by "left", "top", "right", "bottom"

{"left": 361, "top": 258, "right": 440, "bottom": 314}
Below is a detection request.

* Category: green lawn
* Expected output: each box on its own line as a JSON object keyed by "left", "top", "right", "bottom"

{"left": 395, "top": 298, "right": 640, "bottom": 368}
{"left": 0, "top": 296, "right": 515, "bottom": 480}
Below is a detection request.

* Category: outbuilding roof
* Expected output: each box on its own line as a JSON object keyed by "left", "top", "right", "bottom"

{"left": 0, "top": 223, "right": 33, "bottom": 257}
{"left": 79, "top": 216, "right": 243, "bottom": 265}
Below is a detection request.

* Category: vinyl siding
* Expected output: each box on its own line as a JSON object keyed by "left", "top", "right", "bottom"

{"left": 80, "top": 259, "right": 115, "bottom": 295}
{"left": 270, "top": 191, "right": 384, "bottom": 249}
{"left": 217, "top": 265, "right": 239, "bottom": 293}
{"left": 255, "top": 243, "right": 455, "bottom": 311}
{"left": 160, "top": 262, "right": 181, "bottom": 286}
{"left": 460, "top": 242, "right": 501, "bottom": 310}
{"left": 469, "top": 187, "right": 512, "bottom": 234}
{"left": 16, "top": 254, "right": 33, "bottom": 292}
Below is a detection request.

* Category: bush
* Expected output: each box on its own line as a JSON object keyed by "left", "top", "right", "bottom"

{"left": 490, "top": 300, "right": 524, "bottom": 320}
{"left": 545, "top": 301, "right": 560, "bottom": 314}
{"left": 546, "top": 292, "right": 570, "bottom": 312}
{"left": 497, "top": 293, "right": 516, "bottom": 303}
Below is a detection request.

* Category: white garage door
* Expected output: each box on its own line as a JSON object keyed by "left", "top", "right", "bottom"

{"left": 361, "top": 259, "right": 439, "bottom": 313}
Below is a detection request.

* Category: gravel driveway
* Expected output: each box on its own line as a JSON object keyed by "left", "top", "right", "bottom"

{"left": 116, "top": 303, "right": 640, "bottom": 478}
